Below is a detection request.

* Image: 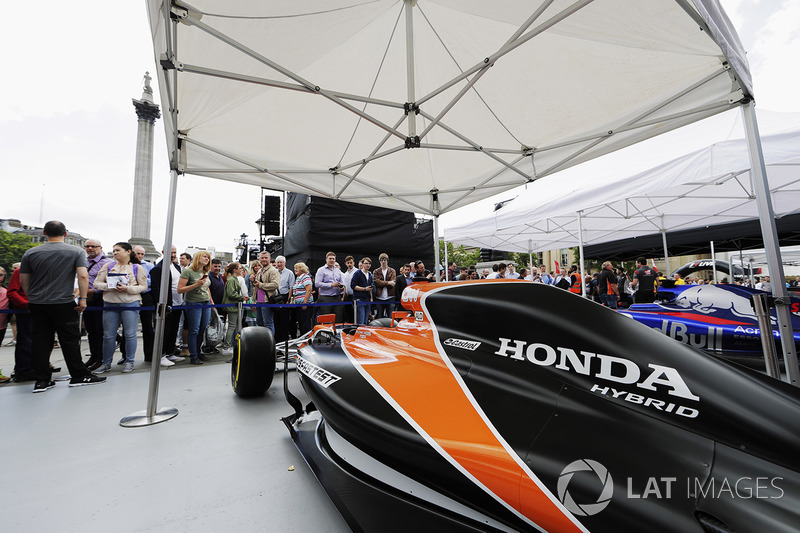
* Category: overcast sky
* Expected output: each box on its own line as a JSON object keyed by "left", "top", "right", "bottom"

{"left": 1, "top": 0, "right": 798, "bottom": 258}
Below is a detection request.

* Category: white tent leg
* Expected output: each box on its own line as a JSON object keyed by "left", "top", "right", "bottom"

{"left": 120, "top": 169, "right": 180, "bottom": 427}
{"left": 739, "top": 248, "right": 745, "bottom": 283}
{"left": 404, "top": 0, "right": 416, "bottom": 137}
{"left": 444, "top": 236, "right": 449, "bottom": 281}
{"left": 710, "top": 241, "right": 718, "bottom": 284}
{"left": 661, "top": 224, "right": 670, "bottom": 277}
{"left": 528, "top": 239, "right": 534, "bottom": 278}
{"left": 434, "top": 215, "right": 440, "bottom": 282}
{"left": 577, "top": 211, "right": 586, "bottom": 297}
{"left": 742, "top": 102, "right": 799, "bottom": 386}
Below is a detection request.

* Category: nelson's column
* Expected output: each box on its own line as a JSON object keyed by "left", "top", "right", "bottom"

{"left": 129, "top": 72, "right": 161, "bottom": 261}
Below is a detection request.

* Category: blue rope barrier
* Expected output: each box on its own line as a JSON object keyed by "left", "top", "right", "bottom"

{"left": 0, "top": 299, "right": 390, "bottom": 314}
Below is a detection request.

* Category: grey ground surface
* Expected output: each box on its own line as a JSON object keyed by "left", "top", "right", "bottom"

{"left": 0, "top": 335, "right": 350, "bottom": 533}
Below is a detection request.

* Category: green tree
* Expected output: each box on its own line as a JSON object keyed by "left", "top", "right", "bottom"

{"left": 0, "top": 230, "right": 38, "bottom": 279}
{"left": 439, "top": 241, "right": 481, "bottom": 268}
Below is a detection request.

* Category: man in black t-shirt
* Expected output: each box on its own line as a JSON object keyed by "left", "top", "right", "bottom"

{"left": 631, "top": 256, "right": 658, "bottom": 304}
{"left": 598, "top": 261, "right": 618, "bottom": 308}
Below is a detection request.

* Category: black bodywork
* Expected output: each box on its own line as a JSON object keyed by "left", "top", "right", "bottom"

{"left": 287, "top": 282, "right": 800, "bottom": 532}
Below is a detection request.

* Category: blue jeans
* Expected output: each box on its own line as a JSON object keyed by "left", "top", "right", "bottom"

{"left": 602, "top": 294, "right": 618, "bottom": 309}
{"left": 374, "top": 299, "right": 392, "bottom": 319}
{"left": 102, "top": 302, "right": 140, "bottom": 365}
{"left": 185, "top": 304, "right": 211, "bottom": 361}
{"left": 355, "top": 300, "right": 371, "bottom": 325}
{"left": 256, "top": 304, "right": 275, "bottom": 336}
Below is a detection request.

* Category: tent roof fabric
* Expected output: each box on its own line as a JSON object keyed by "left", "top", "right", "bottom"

{"left": 146, "top": 0, "right": 750, "bottom": 216}
{"left": 444, "top": 128, "right": 800, "bottom": 254}
{"left": 582, "top": 213, "right": 800, "bottom": 260}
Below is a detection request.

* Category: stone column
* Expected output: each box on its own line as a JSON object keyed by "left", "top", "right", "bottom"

{"left": 129, "top": 72, "right": 161, "bottom": 261}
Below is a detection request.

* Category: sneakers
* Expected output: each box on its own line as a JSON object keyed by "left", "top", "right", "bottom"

{"left": 116, "top": 357, "right": 125, "bottom": 366}
{"left": 93, "top": 363, "right": 112, "bottom": 374}
{"left": 13, "top": 372, "right": 36, "bottom": 383}
{"left": 167, "top": 354, "right": 184, "bottom": 362}
{"left": 220, "top": 347, "right": 234, "bottom": 356}
{"left": 0, "top": 370, "right": 10, "bottom": 384}
{"left": 86, "top": 360, "right": 103, "bottom": 372}
{"left": 33, "top": 380, "right": 56, "bottom": 393}
{"left": 3, "top": 340, "right": 16, "bottom": 346}
{"left": 122, "top": 362, "right": 134, "bottom": 373}
{"left": 189, "top": 359, "right": 203, "bottom": 365}
{"left": 69, "top": 375, "right": 107, "bottom": 387}
{"left": 160, "top": 356, "right": 175, "bottom": 367}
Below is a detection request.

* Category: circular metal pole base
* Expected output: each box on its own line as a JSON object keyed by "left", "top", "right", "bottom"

{"left": 119, "top": 407, "right": 179, "bottom": 428}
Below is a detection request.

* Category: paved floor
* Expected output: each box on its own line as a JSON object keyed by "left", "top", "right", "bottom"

{"left": 0, "top": 335, "right": 349, "bottom": 533}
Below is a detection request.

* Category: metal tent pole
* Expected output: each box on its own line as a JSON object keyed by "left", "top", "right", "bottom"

{"left": 577, "top": 211, "right": 586, "bottom": 297}
{"left": 443, "top": 234, "right": 449, "bottom": 281}
{"left": 120, "top": 169, "right": 180, "bottom": 427}
{"left": 739, "top": 247, "right": 745, "bottom": 284}
{"left": 434, "top": 215, "right": 440, "bottom": 282}
{"left": 661, "top": 221, "right": 670, "bottom": 277}
{"left": 528, "top": 239, "right": 533, "bottom": 280}
{"left": 742, "top": 102, "right": 799, "bottom": 386}
{"left": 404, "top": 0, "right": 417, "bottom": 138}
{"left": 710, "top": 241, "right": 718, "bottom": 284}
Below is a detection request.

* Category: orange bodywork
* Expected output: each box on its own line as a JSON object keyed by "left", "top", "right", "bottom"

{"left": 339, "top": 281, "right": 584, "bottom": 533}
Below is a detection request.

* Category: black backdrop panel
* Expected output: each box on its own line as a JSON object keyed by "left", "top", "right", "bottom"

{"left": 285, "top": 193, "right": 434, "bottom": 274}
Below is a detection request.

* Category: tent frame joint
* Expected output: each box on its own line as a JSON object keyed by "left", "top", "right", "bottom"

{"left": 159, "top": 54, "right": 178, "bottom": 71}
{"left": 405, "top": 135, "right": 421, "bottom": 149}
{"left": 404, "top": 102, "right": 420, "bottom": 115}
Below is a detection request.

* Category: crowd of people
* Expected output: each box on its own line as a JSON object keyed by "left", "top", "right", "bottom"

{"left": 3, "top": 221, "right": 799, "bottom": 391}
{"left": 0, "top": 224, "right": 447, "bottom": 391}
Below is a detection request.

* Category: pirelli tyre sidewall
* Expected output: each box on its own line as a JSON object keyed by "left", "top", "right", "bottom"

{"left": 231, "top": 326, "right": 276, "bottom": 397}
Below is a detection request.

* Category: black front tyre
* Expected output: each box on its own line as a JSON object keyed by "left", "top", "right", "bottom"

{"left": 231, "top": 326, "right": 276, "bottom": 398}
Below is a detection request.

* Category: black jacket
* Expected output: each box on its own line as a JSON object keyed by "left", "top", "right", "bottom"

{"left": 150, "top": 260, "right": 181, "bottom": 306}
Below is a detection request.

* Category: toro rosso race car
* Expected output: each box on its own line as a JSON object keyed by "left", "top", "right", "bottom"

{"left": 231, "top": 280, "right": 800, "bottom": 532}
{"left": 620, "top": 284, "right": 800, "bottom": 361}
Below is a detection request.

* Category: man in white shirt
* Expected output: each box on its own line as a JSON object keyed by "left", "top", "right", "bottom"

{"left": 535, "top": 264, "right": 553, "bottom": 285}
{"left": 341, "top": 256, "right": 357, "bottom": 323}
{"left": 505, "top": 263, "right": 520, "bottom": 279}
{"left": 373, "top": 253, "right": 396, "bottom": 319}
{"left": 274, "top": 255, "right": 295, "bottom": 343}
{"left": 150, "top": 246, "right": 185, "bottom": 367}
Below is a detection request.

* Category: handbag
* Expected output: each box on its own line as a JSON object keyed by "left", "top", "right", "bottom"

{"left": 268, "top": 292, "right": 287, "bottom": 304}
{"left": 203, "top": 308, "right": 224, "bottom": 349}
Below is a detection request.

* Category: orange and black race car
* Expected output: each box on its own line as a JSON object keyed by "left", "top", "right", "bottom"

{"left": 232, "top": 280, "right": 800, "bottom": 532}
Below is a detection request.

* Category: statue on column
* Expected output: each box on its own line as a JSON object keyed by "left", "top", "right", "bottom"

{"left": 129, "top": 72, "right": 162, "bottom": 261}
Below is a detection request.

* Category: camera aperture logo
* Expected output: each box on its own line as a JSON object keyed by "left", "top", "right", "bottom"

{"left": 557, "top": 459, "right": 613, "bottom": 516}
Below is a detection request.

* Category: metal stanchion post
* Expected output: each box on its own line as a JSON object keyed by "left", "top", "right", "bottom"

{"left": 751, "top": 294, "right": 781, "bottom": 380}
{"left": 120, "top": 169, "right": 180, "bottom": 427}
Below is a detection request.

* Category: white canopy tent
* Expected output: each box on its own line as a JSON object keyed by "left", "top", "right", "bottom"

{"left": 135, "top": 0, "right": 795, "bottom": 426}
{"left": 147, "top": 0, "right": 751, "bottom": 215}
{"left": 444, "top": 129, "right": 800, "bottom": 255}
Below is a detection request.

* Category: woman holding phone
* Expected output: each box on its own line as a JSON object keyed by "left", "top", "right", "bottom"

{"left": 92, "top": 242, "right": 147, "bottom": 373}
{"left": 178, "top": 250, "right": 212, "bottom": 365}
